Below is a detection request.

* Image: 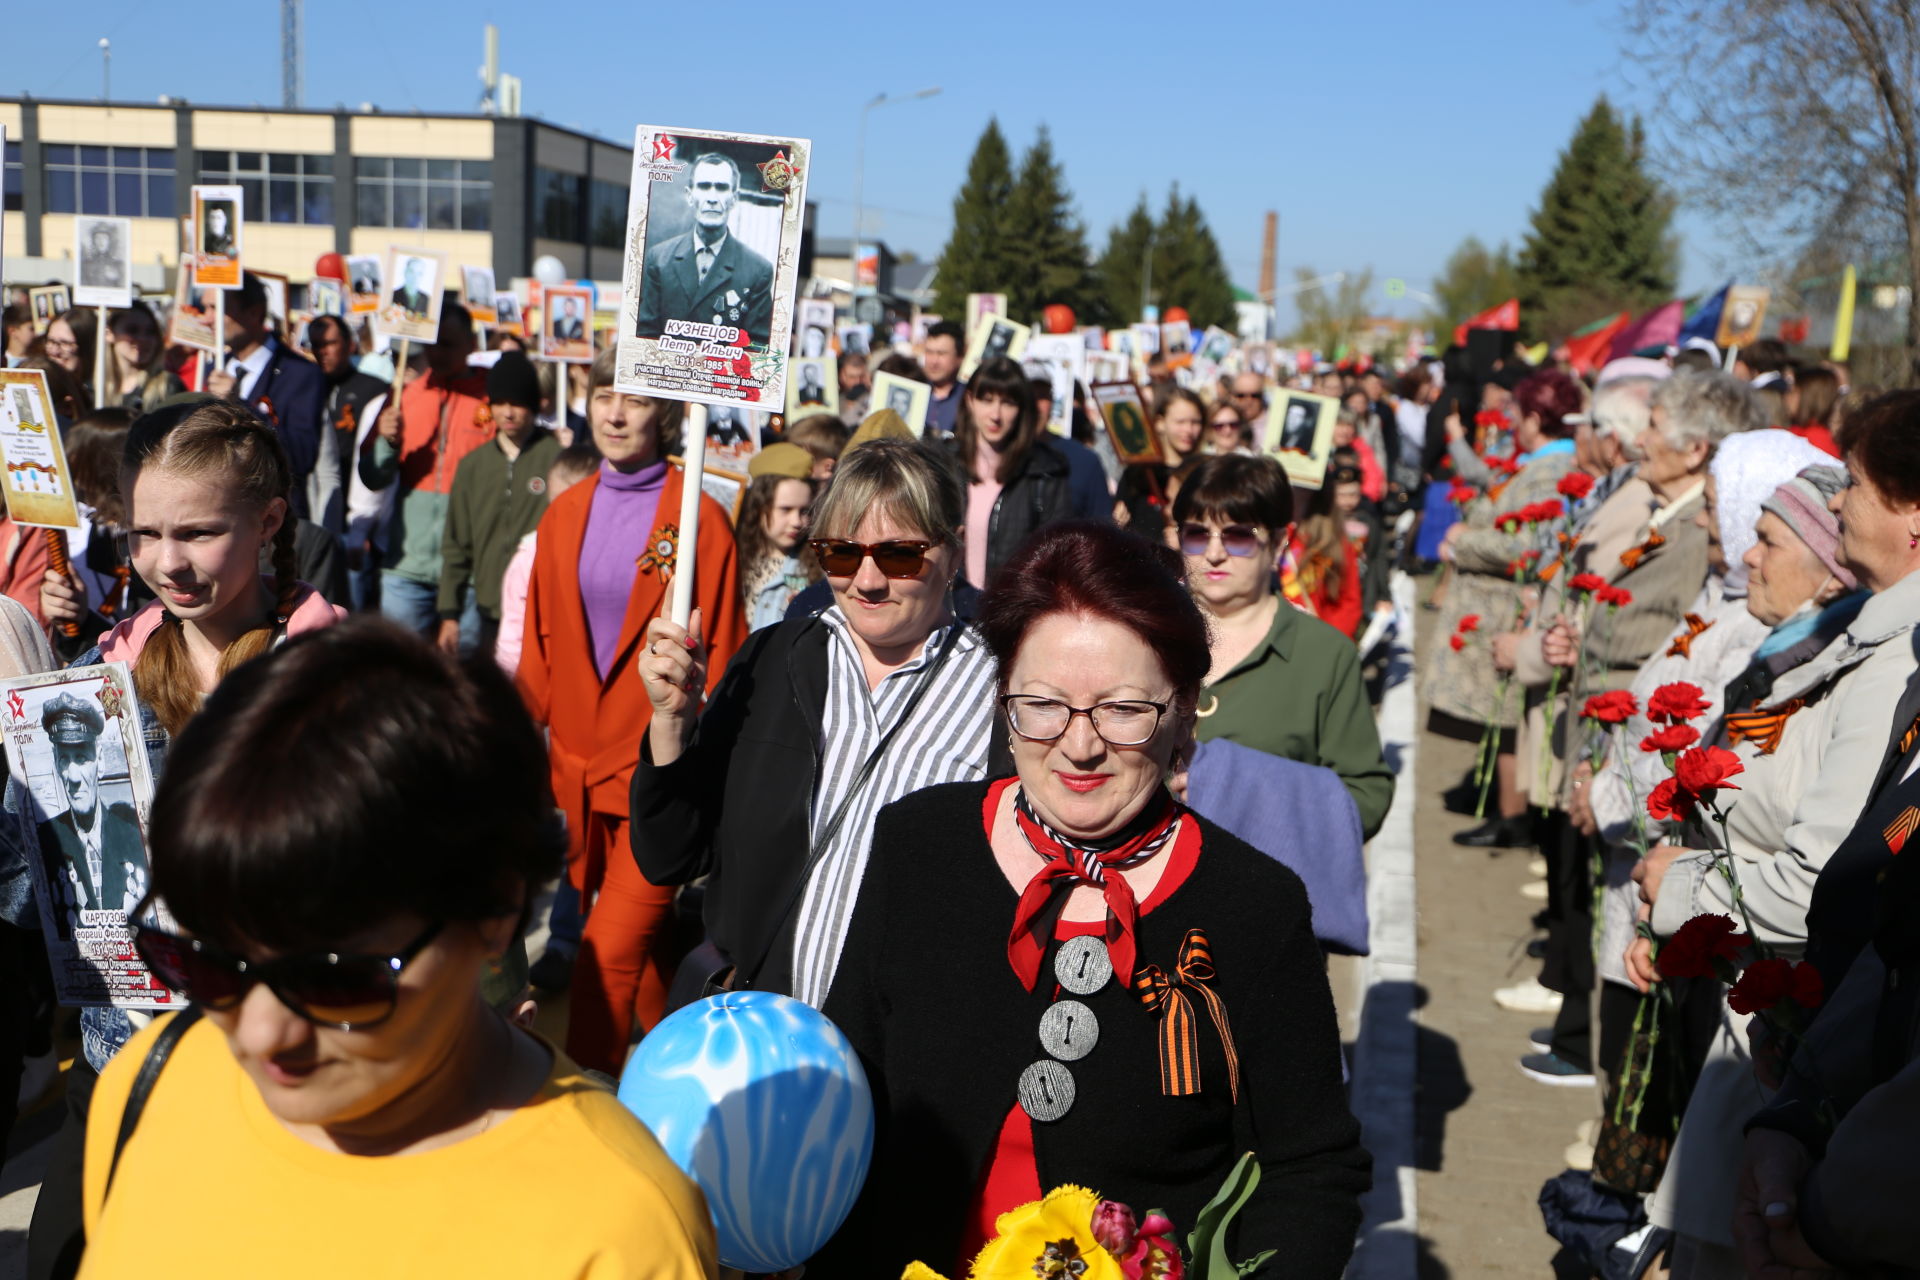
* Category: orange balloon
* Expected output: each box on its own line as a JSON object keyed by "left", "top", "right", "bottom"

{"left": 1042, "top": 304, "right": 1076, "bottom": 334}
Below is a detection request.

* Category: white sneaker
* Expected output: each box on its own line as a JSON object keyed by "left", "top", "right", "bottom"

{"left": 1521, "top": 879, "right": 1550, "bottom": 901}
{"left": 1493, "top": 977, "right": 1564, "bottom": 1014}
{"left": 1528, "top": 855, "right": 1548, "bottom": 878}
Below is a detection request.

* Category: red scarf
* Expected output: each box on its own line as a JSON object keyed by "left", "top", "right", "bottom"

{"left": 1005, "top": 784, "right": 1182, "bottom": 992}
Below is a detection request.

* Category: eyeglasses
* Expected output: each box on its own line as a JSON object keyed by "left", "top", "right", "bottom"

{"left": 1001, "top": 694, "right": 1170, "bottom": 747}
{"left": 1177, "top": 522, "right": 1267, "bottom": 557}
{"left": 44, "top": 339, "right": 78, "bottom": 354}
{"left": 131, "top": 919, "right": 443, "bottom": 1030}
{"left": 810, "top": 538, "right": 933, "bottom": 578}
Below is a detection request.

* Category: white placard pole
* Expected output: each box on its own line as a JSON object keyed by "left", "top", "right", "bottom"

{"left": 670, "top": 402, "right": 709, "bottom": 627}
{"left": 211, "top": 289, "right": 226, "bottom": 386}
{"left": 93, "top": 306, "right": 109, "bottom": 409}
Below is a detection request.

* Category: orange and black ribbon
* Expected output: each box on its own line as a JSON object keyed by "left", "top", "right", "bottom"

{"left": 1899, "top": 712, "right": 1920, "bottom": 758}
{"left": 1619, "top": 531, "right": 1666, "bottom": 570}
{"left": 1133, "top": 928, "right": 1240, "bottom": 1103}
{"left": 1666, "top": 613, "right": 1714, "bottom": 659}
{"left": 1724, "top": 698, "right": 1807, "bottom": 755}
{"left": 1885, "top": 806, "right": 1919, "bottom": 855}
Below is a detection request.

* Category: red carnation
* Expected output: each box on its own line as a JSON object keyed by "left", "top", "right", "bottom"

{"left": 1595, "top": 585, "right": 1634, "bottom": 608}
{"left": 1449, "top": 634, "right": 1465, "bottom": 651}
{"left": 1530, "top": 499, "right": 1566, "bottom": 523}
{"left": 1475, "top": 410, "right": 1511, "bottom": 430}
{"left": 1640, "top": 724, "right": 1700, "bottom": 754}
{"left": 1581, "top": 690, "right": 1638, "bottom": 724}
{"left": 1675, "top": 745, "right": 1743, "bottom": 802}
{"left": 1449, "top": 481, "right": 1477, "bottom": 505}
{"left": 1728, "top": 958, "right": 1818, "bottom": 1016}
{"left": 1458, "top": 615, "right": 1481, "bottom": 633}
{"left": 1484, "top": 454, "right": 1521, "bottom": 477}
{"left": 1557, "top": 472, "right": 1596, "bottom": 500}
{"left": 1496, "top": 513, "right": 1522, "bottom": 532}
{"left": 1647, "top": 682, "right": 1710, "bottom": 724}
{"left": 1647, "top": 776, "right": 1696, "bottom": 822}
{"left": 1656, "top": 913, "right": 1749, "bottom": 980}
{"left": 1788, "top": 960, "right": 1824, "bottom": 1009}
{"left": 1567, "top": 572, "right": 1607, "bottom": 594}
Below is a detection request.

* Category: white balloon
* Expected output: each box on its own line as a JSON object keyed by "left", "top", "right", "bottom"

{"left": 532, "top": 255, "right": 567, "bottom": 288}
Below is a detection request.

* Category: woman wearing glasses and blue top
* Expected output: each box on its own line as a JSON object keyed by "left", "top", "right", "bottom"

{"left": 632, "top": 436, "right": 1002, "bottom": 1008}
{"left": 811, "top": 521, "right": 1369, "bottom": 1277}
{"left": 84, "top": 622, "right": 716, "bottom": 1277}
{"left": 1172, "top": 454, "right": 1394, "bottom": 839}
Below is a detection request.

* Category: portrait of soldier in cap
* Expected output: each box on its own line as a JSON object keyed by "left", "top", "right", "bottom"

{"left": 35, "top": 691, "right": 147, "bottom": 938}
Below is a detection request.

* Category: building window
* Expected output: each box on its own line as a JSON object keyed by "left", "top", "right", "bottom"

{"left": 354, "top": 157, "right": 491, "bottom": 231}
{"left": 3, "top": 141, "right": 21, "bottom": 213}
{"left": 535, "top": 168, "right": 585, "bottom": 242}
{"left": 197, "top": 151, "right": 334, "bottom": 225}
{"left": 44, "top": 144, "right": 175, "bottom": 217}
{"left": 589, "top": 179, "right": 628, "bottom": 250}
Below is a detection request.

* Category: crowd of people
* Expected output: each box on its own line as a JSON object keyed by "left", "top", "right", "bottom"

{"left": 0, "top": 267, "right": 1912, "bottom": 1279}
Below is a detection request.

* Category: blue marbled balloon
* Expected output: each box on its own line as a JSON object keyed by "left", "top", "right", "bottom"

{"left": 617, "top": 991, "right": 875, "bottom": 1273}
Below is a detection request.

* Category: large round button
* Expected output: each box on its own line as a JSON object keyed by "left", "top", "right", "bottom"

{"left": 1055, "top": 935, "right": 1111, "bottom": 996}
{"left": 1038, "top": 999, "right": 1098, "bottom": 1062}
{"left": 1018, "top": 1059, "right": 1075, "bottom": 1122}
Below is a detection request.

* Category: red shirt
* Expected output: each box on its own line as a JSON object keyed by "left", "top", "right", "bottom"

{"left": 1785, "top": 422, "right": 1841, "bottom": 458}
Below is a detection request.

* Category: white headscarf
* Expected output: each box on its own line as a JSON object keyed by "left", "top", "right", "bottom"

{"left": 1708, "top": 429, "right": 1835, "bottom": 593}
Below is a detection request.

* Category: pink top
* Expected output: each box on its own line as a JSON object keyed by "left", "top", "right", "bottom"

{"left": 99, "top": 582, "right": 345, "bottom": 664}
{"left": 495, "top": 531, "right": 539, "bottom": 677}
{"left": 963, "top": 440, "right": 1002, "bottom": 589}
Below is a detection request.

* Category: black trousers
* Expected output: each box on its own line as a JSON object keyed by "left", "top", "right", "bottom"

{"left": 1538, "top": 812, "right": 1596, "bottom": 1072}
{"left": 27, "top": 1054, "right": 93, "bottom": 1280}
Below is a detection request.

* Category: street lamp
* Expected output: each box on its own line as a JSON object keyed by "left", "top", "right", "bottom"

{"left": 99, "top": 38, "right": 111, "bottom": 102}
{"left": 853, "top": 87, "right": 940, "bottom": 266}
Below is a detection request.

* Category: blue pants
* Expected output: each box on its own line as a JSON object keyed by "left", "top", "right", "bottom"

{"left": 379, "top": 572, "right": 483, "bottom": 654}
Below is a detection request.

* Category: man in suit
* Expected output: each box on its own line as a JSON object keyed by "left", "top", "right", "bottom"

{"left": 35, "top": 693, "right": 146, "bottom": 939}
{"left": 80, "top": 223, "right": 124, "bottom": 290}
{"left": 635, "top": 152, "right": 774, "bottom": 348}
{"left": 553, "top": 296, "right": 585, "bottom": 342}
{"left": 202, "top": 203, "right": 235, "bottom": 258}
{"left": 205, "top": 271, "right": 328, "bottom": 521}
{"left": 391, "top": 257, "right": 432, "bottom": 319}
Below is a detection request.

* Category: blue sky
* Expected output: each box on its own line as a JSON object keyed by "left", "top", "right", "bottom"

{"left": 28, "top": 0, "right": 1733, "bottom": 330}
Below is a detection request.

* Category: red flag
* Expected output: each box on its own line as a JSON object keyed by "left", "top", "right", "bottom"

{"left": 1565, "top": 312, "right": 1631, "bottom": 374}
{"left": 1453, "top": 297, "right": 1520, "bottom": 345}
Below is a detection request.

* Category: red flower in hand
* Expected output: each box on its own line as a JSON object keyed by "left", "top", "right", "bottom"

{"left": 1674, "top": 745, "right": 1744, "bottom": 803}
{"left": 1484, "top": 454, "right": 1521, "bottom": 477}
{"left": 1657, "top": 913, "right": 1750, "bottom": 980}
{"left": 1728, "top": 958, "right": 1824, "bottom": 1016}
{"left": 1640, "top": 724, "right": 1700, "bottom": 754}
{"left": 1449, "top": 634, "right": 1466, "bottom": 651}
{"left": 1557, "top": 472, "right": 1596, "bottom": 500}
{"left": 1529, "top": 499, "right": 1566, "bottom": 523}
{"left": 1581, "top": 690, "right": 1639, "bottom": 724}
{"left": 1647, "top": 776, "right": 1696, "bottom": 822}
{"left": 1458, "top": 615, "right": 1481, "bottom": 633}
{"left": 1496, "top": 513, "right": 1523, "bottom": 532}
{"left": 1567, "top": 572, "right": 1607, "bottom": 595}
{"left": 1475, "top": 410, "right": 1511, "bottom": 430}
{"left": 1595, "top": 585, "right": 1634, "bottom": 608}
{"left": 1449, "top": 481, "right": 1477, "bottom": 505}
{"left": 1647, "top": 682, "right": 1710, "bottom": 724}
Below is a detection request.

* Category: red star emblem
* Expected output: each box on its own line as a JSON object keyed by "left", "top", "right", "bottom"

{"left": 5, "top": 690, "right": 21, "bottom": 722}
{"left": 652, "top": 134, "right": 677, "bottom": 162}
{"left": 757, "top": 150, "right": 799, "bottom": 193}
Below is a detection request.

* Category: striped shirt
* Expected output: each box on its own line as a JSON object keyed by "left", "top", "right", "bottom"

{"left": 789, "top": 607, "right": 996, "bottom": 1007}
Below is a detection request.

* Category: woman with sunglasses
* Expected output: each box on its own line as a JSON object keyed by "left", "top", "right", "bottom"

{"left": 26, "top": 396, "right": 345, "bottom": 1280}
{"left": 85, "top": 620, "right": 716, "bottom": 1277}
{"left": 1115, "top": 387, "right": 1208, "bottom": 540}
{"left": 811, "top": 521, "right": 1369, "bottom": 1276}
{"left": 1172, "top": 454, "right": 1393, "bottom": 839}
{"left": 1207, "top": 401, "right": 1254, "bottom": 456}
{"left": 951, "top": 355, "right": 1082, "bottom": 588}
{"left": 633, "top": 437, "right": 1000, "bottom": 1009}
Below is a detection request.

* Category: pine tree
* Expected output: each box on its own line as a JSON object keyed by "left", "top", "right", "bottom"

{"left": 1000, "top": 127, "right": 1100, "bottom": 325}
{"left": 931, "top": 119, "right": 1017, "bottom": 321}
{"left": 1094, "top": 194, "right": 1156, "bottom": 327}
{"left": 1147, "top": 187, "right": 1237, "bottom": 331}
{"left": 1516, "top": 97, "right": 1678, "bottom": 340}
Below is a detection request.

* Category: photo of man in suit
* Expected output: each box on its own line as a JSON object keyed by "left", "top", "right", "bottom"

{"left": 202, "top": 202, "right": 236, "bottom": 258}
{"left": 350, "top": 257, "right": 381, "bottom": 296}
{"left": 885, "top": 384, "right": 914, "bottom": 418}
{"left": 553, "top": 296, "right": 585, "bottom": 341}
{"left": 79, "top": 221, "right": 125, "bottom": 290}
{"left": 796, "top": 361, "right": 826, "bottom": 407}
{"left": 392, "top": 257, "right": 432, "bottom": 319}
{"left": 635, "top": 152, "right": 775, "bottom": 348}
{"left": 35, "top": 692, "right": 147, "bottom": 940}
{"left": 1278, "top": 397, "right": 1318, "bottom": 453}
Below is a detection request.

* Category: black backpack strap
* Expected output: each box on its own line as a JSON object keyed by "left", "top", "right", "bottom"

{"left": 103, "top": 1006, "right": 203, "bottom": 1204}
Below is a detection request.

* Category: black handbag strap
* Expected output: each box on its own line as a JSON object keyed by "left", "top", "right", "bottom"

{"left": 103, "top": 1005, "right": 203, "bottom": 1205}
{"left": 735, "top": 621, "right": 965, "bottom": 990}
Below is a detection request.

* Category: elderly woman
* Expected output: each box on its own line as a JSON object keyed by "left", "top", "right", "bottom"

{"left": 1631, "top": 393, "right": 1920, "bottom": 1280}
{"left": 1427, "top": 369, "right": 1583, "bottom": 847}
{"left": 634, "top": 437, "right": 999, "bottom": 1009}
{"left": 816, "top": 521, "right": 1369, "bottom": 1278}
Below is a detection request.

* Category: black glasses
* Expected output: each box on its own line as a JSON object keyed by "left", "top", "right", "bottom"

{"left": 1177, "top": 522, "right": 1266, "bottom": 558}
{"left": 1001, "top": 694, "right": 1170, "bottom": 747}
{"left": 132, "top": 920, "right": 443, "bottom": 1030}
{"left": 810, "top": 538, "right": 934, "bottom": 578}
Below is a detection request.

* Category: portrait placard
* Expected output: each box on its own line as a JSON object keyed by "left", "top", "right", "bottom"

{"left": 1128, "top": 322, "right": 1160, "bottom": 357}
{"left": 837, "top": 322, "right": 872, "bottom": 357}
{"left": 1196, "top": 326, "right": 1236, "bottom": 364}
{"left": 1090, "top": 381, "right": 1162, "bottom": 467}
{"left": 463, "top": 266, "right": 499, "bottom": 325}
{"left": 1266, "top": 389, "right": 1339, "bottom": 489}
{"left": 375, "top": 246, "right": 448, "bottom": 343}
{"left": 699, "top": 467, "right": 750, "bottom": 520}
{"left": 785, "top": 356, "right": 840, "bottom": 418}
{"left": 1, "top": 662, "right": 175, "bottom": 1009}
{"left": 308, "top": 277, "right": 345, "bottom": 318}
{"left": 795, "top": 298, "right": 835, "bottom": 358}
{"left": 1025, "top": 334, "right": 1087, "bottom": 436}
{"left": 1716, "top": 286, "right": 1771, "bottom": 350}
{"left": 493, "top": 292, "right": 525, "bottom": 337}
{"left": 168, "top": 267, "right": 219, "bottom": 354}
{"left": 28, "top": 287, "right": 70, "bottom": 333}
{"left": 703, "top": 402, "right": 762, "bottom": 473}
{"left": 1160, "top": 320, "right": 1194, "bottom": 368}
{"left": 73, "top": 216, "right": 133, "bottom": 309}
{"left": 253, "top": 270, "right": 289, "bottom": 329}
{"left": 345, "top": 255, "right": 383, "bottom": 315}
{"left": 616, "top": 123, "right": 811, "bottom": 408}
{"left": 966, "top": 293, "right": 1006, "bottom": 337}
{"left": 1084, "top": 350, "right": 1130, "bottom": 384}
{"left": 190, "top": 185, "right": 244, "bottom": 289}
{"left": 961, "top": 313, "right": 1030, "bottom": 382}
{"left": 540, "top": 284, "right": 595, "bottom": 363}
{"left": 870, "top": 371, "right": 932, "bottom": 434}
{"left": 0, "top": 370, "right": 83, "bottom": 529}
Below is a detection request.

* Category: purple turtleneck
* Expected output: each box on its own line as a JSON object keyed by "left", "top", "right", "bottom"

{"left": 579, "top": 457, "right": 669, "bottom": 677}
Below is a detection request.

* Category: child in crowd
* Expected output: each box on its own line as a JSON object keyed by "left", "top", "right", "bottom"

{"left": 784, "top": 412, "right": 850, "bottom": 481}
{"left": 736, "top": 442, "right": 819, "bottom": 630}
{"left": 495, "top": 443, "right": 600, "bottom": 678}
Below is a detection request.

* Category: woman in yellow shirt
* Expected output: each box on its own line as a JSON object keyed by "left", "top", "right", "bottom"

{"left": 81, "top": 619, "right": 717, "bottom": 1279}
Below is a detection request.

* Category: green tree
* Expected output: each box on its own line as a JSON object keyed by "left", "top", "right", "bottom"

{"left": 1000, "top": 127, "right": 1101, "bottom": 325}
{"left": 1289, "top": 266, "right": 1377, "bottom": 353}
{"left": 1093, "top": 194, "right": 1156, "bottom": 327}
{"left": 1427, "top": 236, "right": 1520, "bottom": 336}
{"left": 931, "top": 119, "right": 1017, "bottom": 320}
{"left": 1515, "top": 97, "right": 1678, "bottom": 340}
{"left": 1146, "top": 186, "right": 1237, "bottom": 330}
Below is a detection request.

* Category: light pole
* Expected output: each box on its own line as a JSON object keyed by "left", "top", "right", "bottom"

{"left": 852, "top": 87, "right": 940, "bottom": 268}
{"left": 98, "top": 38, "right": 110, "bottom": 102}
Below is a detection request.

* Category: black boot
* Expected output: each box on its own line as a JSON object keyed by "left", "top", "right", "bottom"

{"left": 1442, "top": 771, "right": 1484, "bottom": 815}
{"left": 1452, "top": 814, "right": 1535, "bottom": 848}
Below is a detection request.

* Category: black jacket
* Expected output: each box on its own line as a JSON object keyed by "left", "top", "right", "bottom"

{"left": 816, "top": 781, "right": 1370, "bottom": 1278}
{"left": 629, "top": 613, "right": 1009, "bottom": 995}
{"left": 955, "top": 435, "right": 1078, "bottom": 586}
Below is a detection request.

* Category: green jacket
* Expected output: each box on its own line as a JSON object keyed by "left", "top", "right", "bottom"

{"left": 1195, "top": 600, "right": 1395, "bottom": 839}
{"left": 436, "top": 429, "right": 563, "bottom": 618}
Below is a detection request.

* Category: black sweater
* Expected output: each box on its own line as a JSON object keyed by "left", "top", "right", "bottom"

{"left": 815, "top": 781, "right": 1370, "bottom": 1277}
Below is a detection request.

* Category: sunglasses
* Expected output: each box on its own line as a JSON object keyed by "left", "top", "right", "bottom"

{"left": 132, "top": 920, "right": 443, "bottom": 1030}
{"left": 810, "top": 538, "right": 933, "bottom": 578}
{"left": 1178, "top": 523, "right": 1266, "bottom": 557}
